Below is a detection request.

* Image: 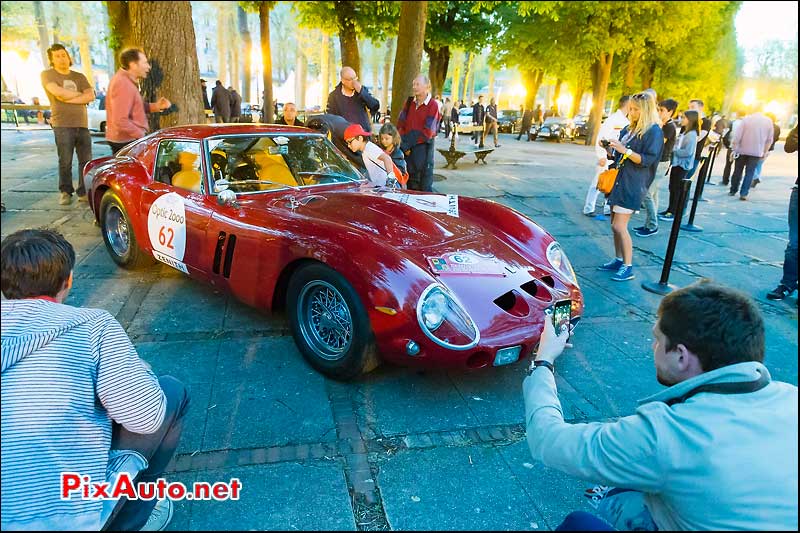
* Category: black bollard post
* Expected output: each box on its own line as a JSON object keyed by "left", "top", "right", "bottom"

{"left": 643, "top": 179, "right": 692, "bottom": 295}
{"left": 705, "top": 143, "right": 720, "bottom": 185}
{"left": 696, "top": 154, "right": 712, "bottom": 202}
{"left": 681, "top": 158, "right": 708, "bottom": 232}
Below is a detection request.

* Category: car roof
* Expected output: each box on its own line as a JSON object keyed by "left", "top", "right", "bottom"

{"left": 148, "top": 123, "right": 314, "bottom": 141}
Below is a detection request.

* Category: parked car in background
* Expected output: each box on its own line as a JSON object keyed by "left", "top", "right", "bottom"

{"left": 239, "top": 102, "right": 261, "bottom": 123}
{"left": 457, "top": 107, "right": 478, "bottom": 133}
{"left": 534, "top": 117, "right": 575, "bottom": 142}
{"left": 87, "top": 99, "right": 106, "bottom": 133}
{"left": 572, "top": 114, "right": 589, "bottom": 138}
{"left": 497, "top": 109, "right": 521, "bottom": 133}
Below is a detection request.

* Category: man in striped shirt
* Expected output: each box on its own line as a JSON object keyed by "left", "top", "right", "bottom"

{"left": 1, "top": 229, "right": 189, "bottom": 531}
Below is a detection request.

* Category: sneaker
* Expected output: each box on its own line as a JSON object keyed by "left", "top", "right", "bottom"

{"left": 633, "top": 225, "right": 646, "bottom": 232}
{"left": 597, "top": 258, "right": 624, "bottom": 271}
{"left": 740, "top": 195, "right": 748, "bottom": 201}
{"left": 766, "top": 284, "right": 794, "bottom": 300}
{"left": 140, "top": 499, "right": 173, "bottom": 531}
{"left": 59, "top": 192, "right": 72, "bottom": 205}
{"left": 751, "top": 178, "right": 760, "bottom": 188}
{"left": 494, "top": 144, "right": 501, "bottom": 148}
{"left": 77, "top": 194, "right": 88, "bottom": 202}
{"left": 658, "top": 213, "right": 674, "bottom": 221}
{"left": 611, "top": 264, "right": 635, "bottom": 281}
{"left": 728, "top": 191, "right": 736, "bottom": 196}
{"left": 635, "top": 227, "right": 658, "bottom": 237}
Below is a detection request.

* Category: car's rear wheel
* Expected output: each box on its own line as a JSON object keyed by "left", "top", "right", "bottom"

{"left": 287, "top": 263, "right": 380, "bottom": 380}
{"left": 100, "top": 191, "right": 154, "bottom": 269}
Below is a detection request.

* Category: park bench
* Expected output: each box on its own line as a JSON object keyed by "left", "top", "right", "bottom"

{"left": 437, "top": 131, "right": 494, "bottom": 169}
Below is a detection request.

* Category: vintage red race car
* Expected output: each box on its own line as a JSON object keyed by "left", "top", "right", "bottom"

{"left": 83, "top": 124, "right": 583, "bottom": 379}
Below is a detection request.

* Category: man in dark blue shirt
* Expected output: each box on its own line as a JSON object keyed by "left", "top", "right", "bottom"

{"left": 326, "top": 67, "right": 380, "bottom": 134}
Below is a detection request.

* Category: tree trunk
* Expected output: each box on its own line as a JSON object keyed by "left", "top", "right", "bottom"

{"left": 50, "top": 1, "right": 61, "bottom": 45}
{"left": 106, "top": 1, "right": 131, "bottom": 70}
{"left": 382, "top": 37, "right": 394, "bottom": 113}
{"left": 217, "top": 2, "right": 228, "bottom": 84}
{"left": 488, "top": 65, "right": 495, "bottom": 99}
{"left": 570, "top": 77, "right": 585, "bottom": 118}
{"left": 128, "top": 1, "right": 204, "bottom": 130}
{"left": 521, "top": 68, "right": 543, "bottom": 111}
{"left": 640, "top": 59, "right": 656, "bottom": 90}
{"left": 450, "top": 50, "right": 462, "bottom": 105}
{"left": 320, "top": 33, "right": 330, "bottom": 108}
{"left": 33, "top": 1, "right": 50, "bottom": 69}
{"left": 76, "top": 4, "right": 95, "bottom": 89}
{"left": 371, "top": 42, "right": 380, "bottom": 103}
{"left": 230, "top": 7, "right": 239, "bottom": 91}
{"left": 553, "top": 78, "right": 562, "bottom": 107}
{"left": 238, "top": 6, "right": 252, "bottom": 102}
{"left": 425, "top": 44, "right": 450, "bottom": 99}
{"left": 468, "top": 61, "right": 476, "bottom": 102}
{"left": 623, "top": 50, "right": 639, "bottom": 94}
{"left": 390, "top": 1, "right": 427, "bottom": 124}
{"left": 586, "top": 51, "right": 614, "bottom": 146}
{"left": 335, "top": 1, "right": 360, "bottom": 76}
{"left": 259, "top": 2, "right": 274, "bottom": 123}
{"left": 461, "top": 51, "right": 474, "bottom": 103}
{"left": 295, "top": 50, "right": 306, "bottom": 108}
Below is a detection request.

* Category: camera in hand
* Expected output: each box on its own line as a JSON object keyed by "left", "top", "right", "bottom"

{"left": 599, "top": 139, "right": 611, "bottom": 148}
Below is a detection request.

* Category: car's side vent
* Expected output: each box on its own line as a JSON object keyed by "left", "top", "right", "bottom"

{"left": 521, "top": 280, "right": 551, "bottom": 302}
{"left": 494, "top": 291, "right": 516, "bottom": 311}
{"left": 223, "top": 234, "right": 237, "bottom": 278}
{"left": 213, "top": 232, "right": 226, "bottom": 274}
{"left": 540, "top": 275, "right": 556, "bottom": 288}
{"left": 493, "top": 290, "right": 530, "bottom": 318}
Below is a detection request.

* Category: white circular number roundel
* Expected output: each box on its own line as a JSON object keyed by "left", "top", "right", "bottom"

{"left": 147, "top": 192, "right": 187, "bottom": 261}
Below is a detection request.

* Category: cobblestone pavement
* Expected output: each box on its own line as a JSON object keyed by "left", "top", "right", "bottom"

{"left": 1, "top": 128, "right": 797, "bottom": 530}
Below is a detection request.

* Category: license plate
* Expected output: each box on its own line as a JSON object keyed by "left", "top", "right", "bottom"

{"left": 494, "top": 345, "right": 521, "bottom": 366}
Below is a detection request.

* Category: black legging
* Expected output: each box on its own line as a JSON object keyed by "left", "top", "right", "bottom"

{"left": 667, "top": 165, "right": 688, "bottom": 215}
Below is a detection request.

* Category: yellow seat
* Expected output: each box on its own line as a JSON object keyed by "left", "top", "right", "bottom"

{"left": 171, "top": 151, "right": 202, "bottom": 193}
{"left": 250, "top": 152, "right": 297, "bottom": 188}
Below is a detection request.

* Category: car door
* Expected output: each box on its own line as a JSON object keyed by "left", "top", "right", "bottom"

{"left": 139, "top": 139, "right": 215, "bottom": 279}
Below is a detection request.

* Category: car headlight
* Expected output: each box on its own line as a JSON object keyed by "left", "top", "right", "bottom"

{"left": 417, "top": 284, "right": 480, "bottom": 350}
{"left": 546, "top": 241, "right": 578, "bottom": 285}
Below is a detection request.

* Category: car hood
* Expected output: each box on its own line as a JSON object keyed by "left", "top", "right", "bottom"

{"left": 241, "top": 187, "right": 484, "bottom": 248}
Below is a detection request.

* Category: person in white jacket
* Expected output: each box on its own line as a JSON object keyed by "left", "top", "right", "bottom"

{"left": 523, "top": 280, "right": 797, "bottom": 531}
{"left": 583, "top": 96, "right": 630, "bottom": 216}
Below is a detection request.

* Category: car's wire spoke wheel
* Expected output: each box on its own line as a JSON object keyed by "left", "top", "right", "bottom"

{"left": 105, "top": 204, "right": 130, "bottom": 257}
{"left": 298, "top": 281, "right": 353, "bottom": 360}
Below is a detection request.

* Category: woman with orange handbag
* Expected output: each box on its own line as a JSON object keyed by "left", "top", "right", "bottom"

{"left": 597, "top": 92, "right": 663, "bottom": 281}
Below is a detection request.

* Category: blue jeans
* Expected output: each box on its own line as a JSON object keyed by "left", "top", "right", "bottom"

{"left": 753, "top": 157, "right": 766, "bottom": 181}
{"left": 782, "top": 187, "right": 798, "bottom": 290}
{"left": 729, "top": 154, "right": 760, "bottom": 197}
{"left": 556, "top": 511, "right": 615, "bottom": 531}
{"left": 103, "top": 376, "right": 190, "bottom": 531}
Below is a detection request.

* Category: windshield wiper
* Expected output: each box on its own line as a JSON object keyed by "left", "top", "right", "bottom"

{"left": 296, "top": 171, "right": 362, "bottom": 183}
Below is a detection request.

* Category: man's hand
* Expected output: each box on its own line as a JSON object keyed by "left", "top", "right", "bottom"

{"left": 535, "top": 309, "right": 571, "bottom": 364}
{"left": 156, "top": 97, "right": 171, "bottom": 111}
{"left": 353, "top": 79, "right": 362, "bottom": 93}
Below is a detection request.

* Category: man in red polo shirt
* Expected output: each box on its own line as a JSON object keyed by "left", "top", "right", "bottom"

{"left": 105, "top": 48, "right": 171, "bottom": 155}
{"left": 397, "top": 75, "right": 441, "bottom": 192}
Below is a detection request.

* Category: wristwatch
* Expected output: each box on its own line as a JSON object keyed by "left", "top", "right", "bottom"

{"left": 625, "top": 148, "right": 633, "bottom": 157}
{"left": 527, "top": 359, "right": 555, "bottom": 376}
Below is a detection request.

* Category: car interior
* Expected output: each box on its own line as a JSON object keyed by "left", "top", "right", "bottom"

{"left": 155, "top": 141, "right": 203, "bottom": 193}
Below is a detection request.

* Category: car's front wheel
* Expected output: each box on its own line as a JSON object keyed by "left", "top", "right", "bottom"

{"left": 100, "top": 191, "right": 154, "bottom": 269}
{"left": 287, "top": 263, "right": 380, "bottom": 380}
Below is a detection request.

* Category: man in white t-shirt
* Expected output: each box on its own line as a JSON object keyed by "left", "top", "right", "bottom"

{"left": 343, "top": 123, "right": 398, "bottom": 187}
{"left": 584, "top": 95, "right": 631, "bottom": 217}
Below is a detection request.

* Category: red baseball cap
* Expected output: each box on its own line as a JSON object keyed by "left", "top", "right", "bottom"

{"left": 343, "top": 123, "right": 372, "bottom": 140}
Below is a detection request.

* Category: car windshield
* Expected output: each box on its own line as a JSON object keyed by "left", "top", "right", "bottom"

{"left": 207, "top": 134, "right": 363, "bottom": 194}
{"left": 459, "top": 109, "right": 472, "bottom": 117}
{"left": 500, "top": 110, "right": 520, "bottom": 119}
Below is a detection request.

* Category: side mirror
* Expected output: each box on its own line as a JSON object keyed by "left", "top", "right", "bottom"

{"left": 217, "top": 188, "right": 238, "bottom": 207}
{"left": 214, "top": 177, "right": 230, "bottom": 193}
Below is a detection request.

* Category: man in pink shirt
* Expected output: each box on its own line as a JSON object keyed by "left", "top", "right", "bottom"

{"left": 729, "top": 107, "right": 774, "bottom": 200}
{"left": 105, "top": 48, "right": 171, "bottom": 155}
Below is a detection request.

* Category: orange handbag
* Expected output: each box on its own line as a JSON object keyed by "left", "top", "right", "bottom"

{"left": 597, "top": 153, "right": 629, "bottom": 194}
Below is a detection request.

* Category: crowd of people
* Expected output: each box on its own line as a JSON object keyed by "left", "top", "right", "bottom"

{"left": 4, "top": 43, "right": 796, "bottom": 532}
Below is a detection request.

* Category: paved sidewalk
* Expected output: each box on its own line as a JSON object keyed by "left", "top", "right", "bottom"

{"left": 1, "top": 129, "right": 797, "bottom": 530}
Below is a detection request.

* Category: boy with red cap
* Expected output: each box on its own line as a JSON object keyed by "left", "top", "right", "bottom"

{"left": 343, "top": 123, "right": 399, "bottom": 187}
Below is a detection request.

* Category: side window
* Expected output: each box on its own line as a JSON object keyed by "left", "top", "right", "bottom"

{"left": 155, "top": 140, "right": 203, "bottom": 194}
{"left": 207, "top": 136, "right": 300, "bottom": 194}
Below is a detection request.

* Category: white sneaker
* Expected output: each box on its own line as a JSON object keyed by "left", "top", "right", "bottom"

{"left": 140, "top": 499, "right": 173, "bottom": 531}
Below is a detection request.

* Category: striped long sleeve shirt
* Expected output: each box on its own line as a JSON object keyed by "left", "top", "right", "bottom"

{"left": 1, "top": 299, "right": 165, "bottom": 530}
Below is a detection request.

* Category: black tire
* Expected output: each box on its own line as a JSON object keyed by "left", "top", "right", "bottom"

{"left": 287, "top": 263, "right": 380, "bottom": 380}
{"left": 99, "top": 191, "right": 155, "bottom": 269}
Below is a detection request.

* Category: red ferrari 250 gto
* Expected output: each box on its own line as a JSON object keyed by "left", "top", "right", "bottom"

{"left": 83, "top": 124, "right": 583, "bottom": 379}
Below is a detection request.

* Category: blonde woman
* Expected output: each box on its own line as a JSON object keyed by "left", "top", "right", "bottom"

{"left": 597, "top": 92, "right": 664, "bottom": 281}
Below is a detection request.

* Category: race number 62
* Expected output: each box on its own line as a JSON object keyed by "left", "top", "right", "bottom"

{"left": 159, "top": 226, "right": 175, "bottom": 249}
